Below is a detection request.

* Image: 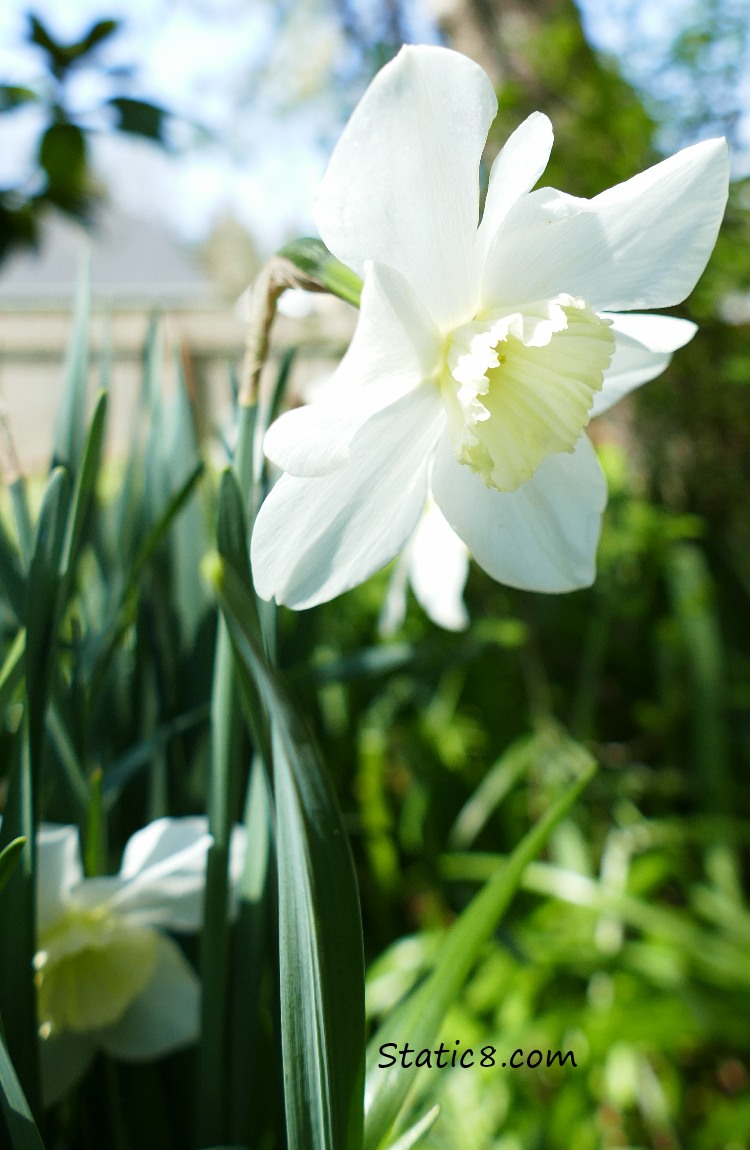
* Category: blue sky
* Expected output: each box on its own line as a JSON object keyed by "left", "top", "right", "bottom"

{"left": 1, "top": 0, "right": 746, "bottom": 253}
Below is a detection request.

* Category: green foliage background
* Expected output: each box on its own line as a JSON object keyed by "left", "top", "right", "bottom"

{"left": 1, "top": 2, "right": 749, "bottom": 1149}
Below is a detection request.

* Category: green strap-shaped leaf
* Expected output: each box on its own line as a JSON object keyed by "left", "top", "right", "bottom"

{"left": 0, "top": 838, "right": 25, "bottom": 898}
{"left": 204, "top": 552, "right": 365, "bottom": 1150}
{"left": 363, "top": 749, "right": 597, "bottom": 1150}
{"left": 385, "top": 1105, "right": 441, "bottom": 1150}
{"left": 52, "top": 259, "right": 90, "bottom": 474}
{"left": 0, "top": 1026, "right": 46, "bottom": 1150}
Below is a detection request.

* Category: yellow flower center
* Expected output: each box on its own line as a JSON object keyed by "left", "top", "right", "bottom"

{"left": 35, "top": 906, "right": 159, "bottom": 1037}
{"left": 440, "top": 294, "right": 615, "bottom": 491}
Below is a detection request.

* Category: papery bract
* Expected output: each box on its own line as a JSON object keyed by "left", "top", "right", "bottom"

{"left": 251, "top": 45, "right": 728, "bottom": 608}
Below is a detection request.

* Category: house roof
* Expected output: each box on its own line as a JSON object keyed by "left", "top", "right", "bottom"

{"left": 0, "top": 205, "right": 216, "bottom": 309}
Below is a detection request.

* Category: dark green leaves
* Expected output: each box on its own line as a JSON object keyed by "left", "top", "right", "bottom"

{"left": 205, "top": 542, "right": 365, "bottom": 1150}
{"left": 0, "top": 1027, "right": 46, "bottom": 1150}
{"left": 363, "top": 753, "right": 598, "bottom": 1150}
{"left": 108, "top": 98, "right": 172, "bottom": 144}
{"left": 28, "top": 15, "right": 119, "bottom": 79}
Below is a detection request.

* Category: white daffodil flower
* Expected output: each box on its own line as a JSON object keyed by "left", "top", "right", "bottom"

{"left": 33, "top": 817, "right": 246, "bottom": 1106}
{"left": 380, "top": 500, "right": 469, "bottom": 636}
{"left": 251, "top": 45, "right": 729, "bottom": 609}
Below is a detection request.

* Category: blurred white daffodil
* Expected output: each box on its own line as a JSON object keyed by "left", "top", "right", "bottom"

{"left": 251, "top": 45, "right": 728, "bottom": 609}
{"left": 380, "top": 500, "right": 469, "bottom": 635}
{"left": 34, "top": 817, "right": 245, "bottom": 1106}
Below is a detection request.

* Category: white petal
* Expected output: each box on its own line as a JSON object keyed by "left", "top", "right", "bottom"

{"left": 39, "top": 1030, "right": 96, "bottom": 1107}
{"left": 409, "top": 503, "right": 470, "bottom": 631}
{"left": 251, "top": 385, "right": 444, "bottom": 609}
{"left": 73, "top": 818, "right": 212, "bottom": 932}
{"left": 483, "top": 137, "right": 729, "bottom": 312}
{"left": 315, "top": 45, "right": 496, "bottom": 330}
{"left": 378, "top": 549, "right": 413, "bottom": 638}
{"left": 475, "top": 112, "right": 553, "bottom": 272}
{"left": 36, "top": 825, "right": 83, "bottom": 933}
{"left": 591, "top": 313, "right": 697, "bottom": 417}
{"left": 264, "top": 262, "right": 440, "bottom": 477}
{"left": 432, "top": 433, "right": 606, "bottom": 592}
{"left": 99, "top": 935, "right": 199, "bottom": 1061}
{"left": 119, "top": 817, "right": 210, "bottom": 879}
{"left": 601, "top": 312, "right": 697, "bottom": 353}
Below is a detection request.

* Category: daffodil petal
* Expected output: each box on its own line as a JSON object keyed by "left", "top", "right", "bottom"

{"left": 591, "top": 313, "right": 698, "bottom": 416}
{"left": 252, "top": 385, "right": 444, "bottom": 609}
{"left": 119, "top": 817, "right": 210, "bottom": 879}
{"left": 99, "top": 934, "right": 199, "bottom": 1061}
{"left": 37, "top": 824, "right": 83, "bottom": 933}
{"left": 73, "top": 818, "right": 212, "bottom": 931}
{"left": 378, "top": 548, "right": 413, "bottom": 638}
{"left": 432, "top": 433, "right": 606, "bottom": 592}
{"left": 602, "top": 312, "right": 698, "bottom": 353}
{"left": 483, "top": 137, "right": 729, "bottom": 312}
{"left": 39, "top": 1030, "right": 96, "bottom": 1108}
{"left": 315, "top": 44, "right": 496, "bottom": 329}
{"left": 264, "top": 262, "right": 440, "bottom": 477}
{"left": 475, "top": 111, "right": 553, "bottom": 271}
{"left": 409, "top": 503, "right": 470, "bottom": 631}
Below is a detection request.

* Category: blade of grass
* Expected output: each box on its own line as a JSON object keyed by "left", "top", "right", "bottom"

{"left": 52, "top": 255, "right": 90, "bottom": 474}
{"left": 0, "top": 838, "right": 25, "bottom": 898}
{"left": 0, "top": 629, "right": 26, "bottom": 713}
{"left": 203, "top": 552, "right": 365, "bottom": 1150}
{"left": 228, "top": 757, "right": 275, "bottom": 1147}
{"left": 363, "top": 748, "right": 597, "bottom": 1150}
{"left": 385, "top": 1105, "right": 441, "bottom": 1150}
{"left": 87, "top": 461, "right": 204, "bottom": 697}
{"left": 0, "top": 514, "right": 25, "bottom": 621}
{"left": 667, "top": 543, "right": 740, "bottom": 900}
{"left": 198, "top": 470, "right": 253, "bottom": 1146}
{"left": 0, "top": 466, "right": 70, "bottom": 1116}
{"left": 8, "top": 479, "right": 34, "bottom": 572}
{"left": 0, "top": 1024, "right": 46, "bottom": 1150}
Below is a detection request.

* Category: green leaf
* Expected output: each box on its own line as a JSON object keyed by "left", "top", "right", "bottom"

{"left": 75, "top": 18, "right": 119, "bottom": 57}
{"left": 27, "top": 14, "right": 117, "bottom": 77}
{"left": 363, "top": 749, "right": 597, "bottom": 1150}
{"left": 0, "top": 630, "right": 26, "bottom": 715}
{"left": 0, "top": 468, "right": 70, "bottom": 1113}
{"left": 278, "top": 237, "right": 362, "bottom": 307}
{"left": 0, "top": 838, "right": 26, "bottom": 898}
{"left": 0, "top": 514, "right": 26, "bottom": 621}
{"left": 228, "top": 758, "right": 275, "bottom": 1146}
{"left": 199, "top": 470, "right": 252, "bottom": 1145}
{"left": 108, "top": 97, "right": 170, "bottom": 143}
{"left": 60, "top": 389, "right": 107, "bottom": 584}
{"left": 25, "top": 467, "right": 71, "bottom": 771}
{"left": 38, "top": 123, "right": 88, "bottom": 213}
{"left": 52, "top": 260, "right": 91, "bottom": 474}
{"left": 0, "top": 86, "right": 39, "bottom": 112}
{"left": 204, "top": 553, "right": 365, "bottom": 1150}
{"left": 385, "top": 1106, "right": 441, "bottom": 1150}
{"left": 0, "top": 1026, "right": 46, "bottom": 1150}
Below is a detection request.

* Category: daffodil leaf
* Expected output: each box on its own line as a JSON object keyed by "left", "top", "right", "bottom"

{"left": 278, "top": 237, "right": 362, "bottom": 308}
{"left": 0, "top": 630, "right": 25, "bottom": 715}
{"left": 363, "top": 749, "right": 597, "bottom": 1150}
{"left": 52, "top": 259, "right": 90, "bottom": 475}
{"left": 0, "top": 838, "right": 25, "bottom": 898}
{"left": 384, "top": 1105, "right": 441, "bottom": 1150}
{"left": 204, "top": 552, "right": 365, "bottom": 1150}
{"left": 60, "top": 389, "right": 108, "bottom": 587}
{"left": 0, "top": 1027, "right": 46, "bottom": 1150}
{"left": 0, "top": 515, "right": 25, "bottom": 622}
{"left": 0, "top": 465, "right": 70, "bottom": 1116}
